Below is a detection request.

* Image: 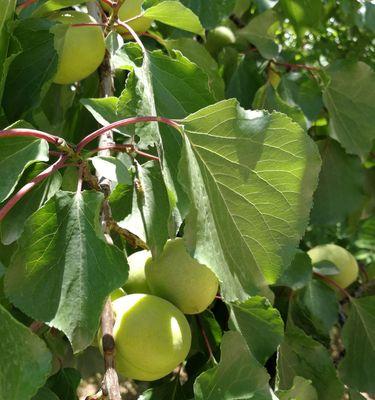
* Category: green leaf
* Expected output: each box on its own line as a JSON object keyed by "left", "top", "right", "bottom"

{"left": 276, "top": 250, "right": 312, "bottom": 290}
{"left": 0, "top": 304, "right": 52, "bottom": 400}
{"left": 226, "top": 53, "right": 264, "bottom": 109}
{"left": 119, "top": 161, "right": 170, "bottom": 257}
{"left": 348, "top": 389, "right": 367, "bottom": 400}
{"left": 4, "top": 191, "right": 128, "bottom": 352}
{"left": 322, "top": 61, "right": 375, "bottom": 158}
{"left": 190, "top": 310, "right": 222, "bottom": 355}
{"left": 3, "top": 18, "right": 58, "bottom": 121}
{"left": 310, "top": 139, "right": 365, "bottom": 225}
{"left": 179, "top": 99, "right": 321, "bottom": 301}
{"left": 91, "top": 156, "right": 132, "bottom": 185}
{"left": 0, "top": 134, "right": 49, "bottom": 202}
{"left": 253, "top": 82, "right": 307, "bottom": 129}
{"left": 229, "top": 296, "right": 284, "bottom": 363}
{"left": 165, "top": 38, "right": 225, "bottom": 100}
{"left": 0, "top": 162, "right": 62, "bottom": 245}
{"left": 144, "top": 1, "right": 204, "bottom": 35}
{"left": 339, "top": 296, "right": 375, "bottom": 393}
{"left": 194, "top": 331, "right": 274, "bottom": 400}
{"left": 180, "top": 0, "right": 236, "bottom": 29}
{"left": 312, "top": 260, "right": 340, "bottom": 276}
{"left": 280, "top": 0, "right": 323, "bottom": 32}
{"left": 32, "top": 0, "right": 87, "bottom": 17}
{"left": 0, "top": 0, "right": 16, "bottom": 103}
{"left": 291, "top": 279, "right": 339, "bottom": 340}
{"left": 277, "top": 376, "right": 318, "bottom": 400}
{"left": 239, "top": 9, "right": 280, "bottom": 59}
{"left": 47, "top": 367, "right": 80, "bottom": 400}
{"left": 32, "top": 387, "right": 60, "bottom": 400}
{"left": 277, "top": 324, "right": 345, "bottom": 400}
{"left": 108, "top": 184, "right": 133, "bottom": 221}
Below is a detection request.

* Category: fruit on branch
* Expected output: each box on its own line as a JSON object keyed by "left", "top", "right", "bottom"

{"left": 51, "top": 11, "right": 106, "bottom": 84}
{"left": 308, "top": 244, "right": 359, "bottom": 288}
{"left": 206, "top": 26, "right": 236, "bottom": 56}
{"left": 102, "top": 294, "right": 191, "bottom": 381}
{"left": 145, "top": 238, "right": 219, "bottom": 314}
{"left": 123, "top": 250, "right": 151, "bottom": 294}
{"left": 101, "top": 0, "right": 152, "bottom": 37}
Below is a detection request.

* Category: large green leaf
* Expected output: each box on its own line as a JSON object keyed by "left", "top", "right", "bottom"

{"left": 32, "top": 387, "right": 60, "bottom": 400}
{"left": 179, "top": 99, "right": 321, "bottom": 301}
{"left": 280, "top": 0, "right": 323, "bottom": 32}
{"left": 180, "top": 0, "right": 236, "bottom": 29}
{"left": 239, "top": 9, "right": 280, "bottom": 59}
{"left": 339, "top": 296, "right": 375, "bottom": 393}
{"left": 3, "top": 18, "right": 58, "bottom": 121}
{"left": 322, "top": 61, "right": 375, "bottom": 158}
{"left": 230, "top": 296, "right": 284, "bottom": 363}
{"left": 310, "top": 139, "right": 365, "bottom": 225}
{"left": 144, "top": 1, "right": 204, "bottom": 35}
{"left": 4, "top": 191, "right": 128, "bottom": 352}
{"left": 277, "top": 324, "right": 345, "bottom": 400}
{"left": 0, "top": 162, "right": 62, "bottom": 245}
{"left": 140, "top": 379, "right": 188, "bottom": 400}
{"left": 0, "top": 134, "right": 49, "bottom": 202}
{"left": 194, "top": 331, "right": 274, "bottom": 400}
{"left": 32, "top": 0, "right": 88, "bottom": 17}
{"left": 0, "top": 304, "right": 52, "bottom": 400}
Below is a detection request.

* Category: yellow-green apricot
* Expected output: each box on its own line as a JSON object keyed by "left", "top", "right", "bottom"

{"left": 123, "top": 250, "right": 151, "bottom": 294}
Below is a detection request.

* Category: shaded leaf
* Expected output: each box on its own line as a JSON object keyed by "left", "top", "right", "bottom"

{"left": 276, "top": 250, "right": 312, "bottom": 290}
{"left": 277, "top": 324, "right": 345, "bottom": 400}
{"left": 280, "top": 0, "right": 323, "bottom": 32}
{"left": 4, "top": 191, "right": 128, "bottom": 352}
{"left": 0, "top": 133, "right": 49, "bottom": 202}
{"left": 0, "top": 304, "right": 52, "bottom": 400}
{"left": 47, "top": 367, "right": 80, "bottom": 400}
{"left": 0, "top": 162, "right": 62, "bottom": 245}
{"left": 179, "top": 99, "right": 321, "bottom": 301}
{"left": 230, "top": 296, "right": 284, "bottom": 363}
{"left": 32, "top": 0, "right": 87, "bottom": 17}
{"left": 322, "top": 61, "right": 375, "bottom": 158}
{"left": 277, "top": 376, "right": 318, "bottom": 400}
{"left": 339, "top": 296, "right": 375, "bottom": 393}
{"left": 91, "top": 156, "right": 132, "bottom": 185}
{"left": 239, "top": 9, "right": 280, "bottom": 59}
{"left": 140, "top": 379, "right": 188, "bottom": 400}
{"left": 310, "top": 139, "right": 365, "bottom": 225}
{"left": 32, "top": 387, "right": 60, "bottom": 400}
{"left": 194, "top": 331, "right": 274, "bottom": 400}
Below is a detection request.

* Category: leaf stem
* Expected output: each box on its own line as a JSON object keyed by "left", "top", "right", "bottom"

{"left": 76, "top": 116, "right": 181, "bottom": 152}
{"left": 313, "top": 272, "right": 352, "bottom": 300}
{"left": 17, "top": 0, "right": 37, "bottom": 10}
{"left": 195, "top": 315, "right": 217, "bottom": 364}
{"left": 0, "top": 155, "right": 67, "bottom": 222}
{"left": 0, "top": 128, "right": 65, "bottom": 146}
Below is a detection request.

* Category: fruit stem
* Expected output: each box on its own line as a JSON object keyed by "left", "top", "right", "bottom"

{"left": 76, "top": 116, "right": 182, "bottom": 152}
{"left": 195, "top": 315, "right": 218, "bottom": 365}
{"left": 313, "top": 272, "right": 352, "bottom": 300}
{"left": 71, "top": 23, "right": 108, "bottom": 28}
{"left": 0, "top": 155, "right": 67, "bottom": 222}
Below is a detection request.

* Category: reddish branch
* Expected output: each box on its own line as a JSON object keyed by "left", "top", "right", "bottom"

{"left": 76, "top": 116, "right": 181, "bottom": 152}
{"left": 0, "top": 155, "right": 67, "bottom": 222}
{"left": 0, "top": 128, "right": 65, "bottom": 146}
{"left": 313, "top": 272, "right": 352, "bottom": 299}
{"left": 272, "top": 60, "right": 320, "bottom": 71}
{"left": 195, "top": 315, "right": 216, "bottom": 363}
{"left": 17, "top": 0, "right": 37, "bottom": 10}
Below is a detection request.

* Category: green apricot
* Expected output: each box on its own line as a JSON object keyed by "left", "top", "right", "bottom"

{"left": 109, "top": 294, "right": 191, "bottom": 381}
{"left": 51, "top": 11, "right": 105, "bottom": 84}
{"left": 123, "top": 250, "right": 151, "bottom": 294}
{"left": 145, "top": 238, "right": 219, "bottom": 314}
{"left": 110, "top": 288, "right": 126, "bottom": 301}
{"left": 206, "top": 26, "right": 236, "bottom": 56}
{"left": 308, "top": 244, "right": 359, "bottom": 288}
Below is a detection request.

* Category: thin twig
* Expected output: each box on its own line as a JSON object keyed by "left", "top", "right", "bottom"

{"left": 0, "top": 128, "right": 65, "bottom": 146}
{"left": 71, "top": 23, "right": 108, "bottom": 28}
{"left": 313, "top": 272, "right": 352, "bottom": 300}
{"left": 108, "top": 219, "right": 149, "bottom": 249}
{"left": 195, "top": 315, "right": 217, "bottom": 364}
{"left": 29, "top": 321, "right": 44, "bottom": 333}
{"left": 0, "top": 155, "right": 67, "bottom": 222}
{"left": 76, "top": 116, "right": 181, "bottom": 152}
{"left": 272, "top": 60, "right": 321, "bottom": 71}
{"left": 17, "top": 0, "right": 37, "bottom": 10}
